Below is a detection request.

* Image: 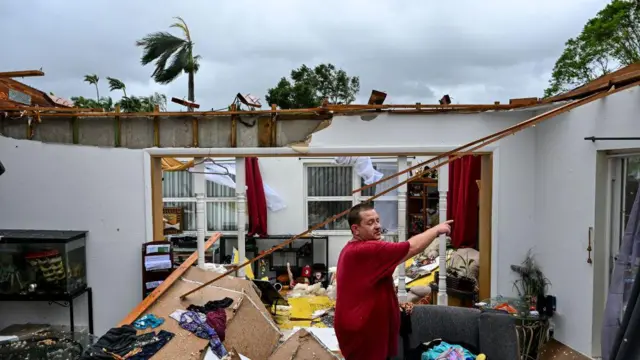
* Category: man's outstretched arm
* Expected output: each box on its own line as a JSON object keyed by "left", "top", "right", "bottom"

{"left": 403, "top": 220, "right": 453, "bottom": 262}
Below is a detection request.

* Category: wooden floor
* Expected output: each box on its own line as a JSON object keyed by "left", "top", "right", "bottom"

{"left": 539, "top": 339, "right": 592, "bottom": 360}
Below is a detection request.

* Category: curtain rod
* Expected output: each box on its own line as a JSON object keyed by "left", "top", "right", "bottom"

{"left": 585, "top": 136, "right": 640, "bottom": 142}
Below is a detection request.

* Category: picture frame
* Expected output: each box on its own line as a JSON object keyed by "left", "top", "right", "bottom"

{"left": 162, "top": 207, "right": 184, "bottom": 235}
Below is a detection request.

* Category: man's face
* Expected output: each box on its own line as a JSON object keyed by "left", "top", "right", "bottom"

{"left": 351, "top": 209, "right": 382, "bottom": 240}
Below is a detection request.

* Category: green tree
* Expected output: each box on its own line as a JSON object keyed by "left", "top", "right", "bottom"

{"left": 136, "top": 17, "right": 200, "bottom": 106}
{"left": 266, "top": 63, "right": 360, "bottom": 109}
{"left": 71, "top": 96, "right": 114, "bottom": 112}
{"left": 83, "top": 74, "right": 100, "bottom": 100}
{"left": 106, "top": 77, "right": 127, "bottom": 97}
{"left": 544, "top": 0, "right": 640, "bottom": 97}
{"left": 118, "top": 93, "right": 167, "bottom": 112}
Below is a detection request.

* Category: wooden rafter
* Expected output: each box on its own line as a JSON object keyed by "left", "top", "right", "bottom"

{"left": 0, "top": 70, "right": 45, "bottom": 78}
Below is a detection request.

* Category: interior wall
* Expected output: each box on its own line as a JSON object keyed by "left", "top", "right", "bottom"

{"left": 0, "top": 136, "right": 147, "bottom": 337}
{"left": 533, "top": 86, "right": 640, "bottom": 356}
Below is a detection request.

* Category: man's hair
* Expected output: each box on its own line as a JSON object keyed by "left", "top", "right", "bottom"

{"left": 347, "top": 203, "right": 375, "bottom": 227}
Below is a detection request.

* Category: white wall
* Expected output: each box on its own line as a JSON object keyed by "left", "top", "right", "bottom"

{"left": 0, "top": 136, "right": 147, "bottom": 337}
{"left": 533, "top": 86, "right": 640, "bottom": 357}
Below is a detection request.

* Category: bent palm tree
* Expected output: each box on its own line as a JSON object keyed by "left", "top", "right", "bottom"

{"left": 136, "top": 17, "right": 200, "bottom": 105}
{"left": 106, "top": 77, "right": 127, "bottom": 98}
{"left": 84, "top": 74, "right": 100, "bottom": 100}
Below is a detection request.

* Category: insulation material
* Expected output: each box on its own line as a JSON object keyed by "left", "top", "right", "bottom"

{"left": 191, "top": 162, "right": 286, "bottom": 212}
{"left": 334, "top": 156, "right": 383, "bottom": 185}
{"left": 269, "top": 329, "right": 339, "bottom": 360}
{"left": 136, "top": 267, "right": 279, "bottom": 360}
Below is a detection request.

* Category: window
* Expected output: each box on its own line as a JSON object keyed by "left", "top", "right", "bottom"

{"left": 304, "top": 161, "right": 400, "bottom": 233}
{"left": 162, "top": 163, "right": 239, "bottom": 234}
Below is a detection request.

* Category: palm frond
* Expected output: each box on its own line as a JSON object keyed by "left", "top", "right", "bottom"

{"left": 83, "top": 74, "right": 99, "bottom": 85}
{"left": 136, "top": 32, "right": 185, "bottom": 66}
{"left": 170, "top": 16, "right": 191, "bottom": 40}
{"left": 106, "top": 77, "right": 126, "bottom": 92}
{"left": 154, "top": 45, "right": 189, "bottom": 84}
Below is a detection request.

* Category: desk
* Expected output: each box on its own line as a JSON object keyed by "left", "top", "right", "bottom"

{"left": 0, "top": 287, "right": 94, "bottom": 335}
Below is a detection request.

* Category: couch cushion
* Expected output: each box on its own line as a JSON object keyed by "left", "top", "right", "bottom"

{"left": 478, "top": 311, "right": 520, "bottom": 360}
{"left": 407, "top": 305, "right": 481, "bottom": 353}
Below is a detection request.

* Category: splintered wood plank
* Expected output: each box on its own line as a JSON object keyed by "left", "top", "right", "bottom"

{"left": 117, "top": 234, "right": 220, "bottom": 327}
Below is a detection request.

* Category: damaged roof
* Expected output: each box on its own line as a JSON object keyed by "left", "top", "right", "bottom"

{"left": 0, "top": 78, "right": 72, "bottom": 109}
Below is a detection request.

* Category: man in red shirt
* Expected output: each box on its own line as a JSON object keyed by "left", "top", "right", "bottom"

{"left": 334, "top": 203, "right": 452, "bottom": 360}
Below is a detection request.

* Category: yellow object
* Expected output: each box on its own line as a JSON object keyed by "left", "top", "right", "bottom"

{"left": 161, "top": 157, "right": 194, "bottom": 171}
{"left": 288, "top": 296, "right": 335, "bottom": 320}
{"left": 477, "top": 354, "right": 486, "bottom": 360}
{"left": 233, "top": 247, "right": 255, "bottom": 279}
{"left": 277, "top": 320, "right": 312, "bottom": 330}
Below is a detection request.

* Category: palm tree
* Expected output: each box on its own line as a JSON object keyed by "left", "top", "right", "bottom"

{"left": 84, "top": 74, "right": 100, "bottom": 100}
{"left": 106, "top": 77, "right": 127, "bottom": 98}
{"left": 136, "top": 17, "right": 200, "bottom": 107}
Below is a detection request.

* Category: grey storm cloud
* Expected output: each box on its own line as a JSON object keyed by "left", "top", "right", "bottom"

{"left": 0, "top": 0, "right": 610, "bottom": 110}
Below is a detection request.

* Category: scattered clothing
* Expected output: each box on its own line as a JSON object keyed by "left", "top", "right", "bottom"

{"left": 133, "top": 314, "right": 164, "bottom": 330}
{"left": 80, "top": 325, "right": 138, "bottom": 359}
{"left": 206, "top": 308, "right": 228, "bottom": 342}
{"left": 179, "top": 311, "right": 228, "bottom": 358}
{"left": 187, "top": 297, "right": 234, "bottom": 314}
{"left": 169, "top": 309, "right": 206, "bottom": 322}
{"left": 129, "top": 330, "right": 175, "bottom": 360}
{"left": 335, "top": 239, "right": 411, "bottom": 360}
{"left": 421, "top": 340, "right": 476, "bottom": 360}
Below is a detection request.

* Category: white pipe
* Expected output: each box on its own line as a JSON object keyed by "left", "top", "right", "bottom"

{"left": 193, "top": 158, "right": 206, "bottom": 268}
{"left": 437, "top": 159, "right": 449, "bottom": 306}
{"left": 396, "top": 156, "right": 408, "bottom": 302}
{"left": 145, "top": 145, "right": 497, "bottom": 157}
{"left": 235, "top": 157, "right": 247, "bottom": 277}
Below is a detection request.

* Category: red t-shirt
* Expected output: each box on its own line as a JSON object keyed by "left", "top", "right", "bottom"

{"left": 334, "top": 240, "right": 410, "bottom": 360}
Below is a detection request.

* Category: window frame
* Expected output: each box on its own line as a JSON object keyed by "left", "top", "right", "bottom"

{"left": 303, "top": 158, "right": 403, "bottom": 236}
{"left": 161, "top": 160, "right": 239, "bottom": 236}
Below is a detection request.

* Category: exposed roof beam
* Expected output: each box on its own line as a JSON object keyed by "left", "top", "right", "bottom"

{"left": 0, "top": 70, "right": 45, "bottom": 78}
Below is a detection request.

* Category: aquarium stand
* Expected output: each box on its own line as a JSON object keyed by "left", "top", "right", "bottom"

{"left": 0, "top": 286, "right": 93, "bottom": 335}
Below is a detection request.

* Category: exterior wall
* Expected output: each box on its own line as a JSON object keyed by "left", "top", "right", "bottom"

{"left": 533, "top": 86, "right": 640, "bottom": 357}
{"left": 0, "top": 137, "right": 147, "bottom": 336}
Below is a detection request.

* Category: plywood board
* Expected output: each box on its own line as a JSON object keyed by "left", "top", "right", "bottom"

{"left": 134, "top": 266, "right": 280, "bottom": 360}
{"left": 269, "top": 329, "right": 338, "bottom": 360}
{"left": 183, "top": 266, "right": 271, "bottom": 319}
{"left": 224, "top": 292, "right": 282, "bottom": 359}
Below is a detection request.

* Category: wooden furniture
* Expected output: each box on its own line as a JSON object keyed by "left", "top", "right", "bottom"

{"left": 406, "top": 178, "right": 439, "bottom": 238}
{"left": 141, "top": 241, "right": 174, "bottom": 299}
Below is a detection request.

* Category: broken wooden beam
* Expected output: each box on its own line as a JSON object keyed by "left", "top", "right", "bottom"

{"left": 0, "top": 70, "right": 45, "bottom": 78}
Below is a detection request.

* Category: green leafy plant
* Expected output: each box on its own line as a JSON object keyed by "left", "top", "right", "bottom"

{"left": 511, "top": 250, "right": 551, "bottom": 299}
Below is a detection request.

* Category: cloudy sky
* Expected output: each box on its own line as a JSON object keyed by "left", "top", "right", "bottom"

{"left": 1, "top": 0, "right": 609, "bottom": 110}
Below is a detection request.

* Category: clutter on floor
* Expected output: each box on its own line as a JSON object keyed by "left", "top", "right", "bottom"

{"left": 0, "top": 325, "right": 97, "bottom": 360}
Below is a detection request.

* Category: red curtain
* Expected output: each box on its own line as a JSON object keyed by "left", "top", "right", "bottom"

{"left": 447, "top": 155, "right": 482, "bottom": 248}
{"left": 245, "top": 157, "right": 268, "bottom": 236}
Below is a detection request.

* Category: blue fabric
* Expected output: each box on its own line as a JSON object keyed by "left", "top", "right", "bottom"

{"left": 421, "top": 341, "right": 476, "bottom": 360}
{"left": 179, "top": 311, "right": 228, "bottom": 358}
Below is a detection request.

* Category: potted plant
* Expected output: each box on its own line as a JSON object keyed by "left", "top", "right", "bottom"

{"left": 511, "top": 250, "right": 551, "bottom": 308}
{"left": 450, "top": 253, "right": 476, "bottom": 292}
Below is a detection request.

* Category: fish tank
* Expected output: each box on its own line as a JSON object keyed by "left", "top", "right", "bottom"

{"left": 0, "top": 230, "right": 87, "bottom": 297}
